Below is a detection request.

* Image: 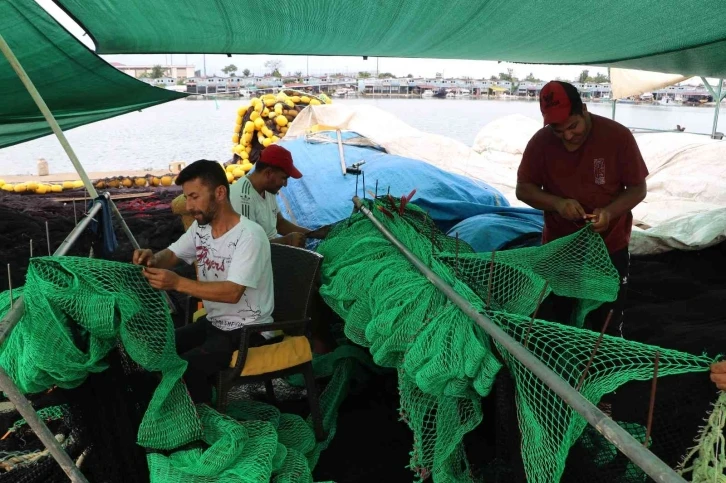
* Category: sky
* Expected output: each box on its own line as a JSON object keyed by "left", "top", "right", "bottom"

{"left": 36, "top": 0, "right": 609, "bottom": 82}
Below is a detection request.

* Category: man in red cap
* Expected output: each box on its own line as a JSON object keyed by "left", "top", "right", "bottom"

{"left": 516, "top": 80, "right": 649, "bottom": 335}
{"left": 231, "top": 144, "right": 327, "bottom": 247}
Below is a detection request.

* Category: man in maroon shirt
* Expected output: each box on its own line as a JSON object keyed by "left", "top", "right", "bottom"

{"left": 516, "top": 81, "right": 649, "bottom": 335}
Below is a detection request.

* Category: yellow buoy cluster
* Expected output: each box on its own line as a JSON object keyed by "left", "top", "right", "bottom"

{"left": 0, "top": 173, "right": 178, "bottom": 195}
{"left": 228, "top": 90, "right": 331, "bottom": 178}
{"left": 93, "top": 174, "right": 176, "bottom": 190}
{"left": 0, "top": 179, "right": 83, "bottom": 194}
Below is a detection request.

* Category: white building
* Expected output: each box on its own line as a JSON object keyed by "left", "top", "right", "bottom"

{"left": 110, "top": 62, "right": 195, "bottom": 80}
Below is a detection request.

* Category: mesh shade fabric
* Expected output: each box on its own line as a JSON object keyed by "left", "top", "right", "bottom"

{"left": 54, "top": 0, "right": 726, "bottom": 78}
{"left": 317, "top": 197, "right": 713, "bottom": 483}
{"left": 0, "top": 0, "right": 185, "bottom": 149}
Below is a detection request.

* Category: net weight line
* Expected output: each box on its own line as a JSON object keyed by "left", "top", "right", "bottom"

{"left": 351, "top": 195, "right": 686, "bottom": 483}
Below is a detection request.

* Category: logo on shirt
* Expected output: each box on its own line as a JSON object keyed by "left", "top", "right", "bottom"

{"left": 593, "top": 158, "right": 606, "bottom": 185}
{"left": 195, "top": 231, "right": 232, "bottom": 278}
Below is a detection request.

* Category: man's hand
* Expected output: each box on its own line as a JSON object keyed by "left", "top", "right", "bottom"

{"left": 591, "top": 208, "right": 612, "bottom": 233}
{"left": 554, "top": 198, "right": 587, "bottom": 221}
{"left": 133, "top": 249, "right": 155, "bottom": 267}
{"left": 142, "top": 267, "right": 180, "bottom": 291}
{"left": 286, "top": 232, "right": 307, "bottom": 248}
{"left": 711, "top": 361, "right": 726, "bottom": 390}
{"left": 307, "top": 225, "right": 331, "bottom": 239}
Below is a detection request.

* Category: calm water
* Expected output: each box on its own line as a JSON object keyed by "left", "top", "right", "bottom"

{"left": 0, "top": 98, "right": 722, "bottom": 175}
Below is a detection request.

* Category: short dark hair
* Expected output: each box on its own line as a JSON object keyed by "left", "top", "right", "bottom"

{"left": 175, "top": 159, "right": 230, "bottom": 199}
{"left": 554, "top": 81, "right": 584, "bottom": 116}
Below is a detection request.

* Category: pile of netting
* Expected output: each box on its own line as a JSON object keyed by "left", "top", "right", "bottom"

{"left": 0, "top": 256, "right": 363, "bottom": 482}
{"left": 317, "top": 196, "right": 715, "bottom": 483}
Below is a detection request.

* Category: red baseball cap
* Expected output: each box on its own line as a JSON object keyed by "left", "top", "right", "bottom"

{"left": 260, "top": 144, "right": 302, "bottom": 179}
{"left": 539, "top": 81, "right": 572, "bottom": 126}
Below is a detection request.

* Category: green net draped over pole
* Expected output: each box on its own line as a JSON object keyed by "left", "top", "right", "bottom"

{"left": 0, "top": 256, "right": 361, "bottom": 482}
{"left": 317, "top": 198, "right": 713, "bottom": 483}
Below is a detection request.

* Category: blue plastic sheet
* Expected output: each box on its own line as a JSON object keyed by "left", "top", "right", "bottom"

{"left": 277, "top": 136, "right": 508, "bottom": 231}
{"left": 275, "top": 134, "right": 544, "bottom": 252}
{"left": 447, "top": 209, "right": 544, "bottom": 253}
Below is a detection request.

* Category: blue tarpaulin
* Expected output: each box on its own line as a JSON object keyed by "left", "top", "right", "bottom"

{"left": 275, "top": 134, "right": 544, "bottom": 252}
{"left": 447, "top": 210, "right": 544, "bottom": 253}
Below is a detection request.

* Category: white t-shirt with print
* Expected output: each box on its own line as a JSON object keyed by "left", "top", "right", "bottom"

{"left": 168, "top": 217, "right": 274, "bottom": 331}
{"left": 229, "top": 176, "right": 279, "bottom": 239}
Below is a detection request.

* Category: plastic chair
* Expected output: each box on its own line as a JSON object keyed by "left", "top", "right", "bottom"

{"left": 215, "top": 244, "right": 326, "bottom": 441}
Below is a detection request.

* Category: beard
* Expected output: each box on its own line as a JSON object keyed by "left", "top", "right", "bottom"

{"left": 191, "top": 198, "right": 217, "bottom": 225}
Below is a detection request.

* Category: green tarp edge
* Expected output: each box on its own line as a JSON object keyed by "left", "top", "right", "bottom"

{"left": 0, "top": 0, "right": 187, "bottom": 151}
{"left": 54, "top": 0, "right": 726, "bottom": 78}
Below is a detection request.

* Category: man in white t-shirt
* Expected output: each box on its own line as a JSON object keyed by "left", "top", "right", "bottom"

{"left": 230, "top": 144, "right": 330, "bottom": 247}
{"left": 132, "top": 159, "right": 275, "bottom": 404}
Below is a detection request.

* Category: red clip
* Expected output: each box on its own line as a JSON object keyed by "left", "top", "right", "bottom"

{"left": 377, "top": 205, "right": 395, "bottom": 220}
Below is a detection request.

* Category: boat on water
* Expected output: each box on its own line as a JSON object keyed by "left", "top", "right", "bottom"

{"left": 333, "top": 87, "right": 355, "bottom": 97}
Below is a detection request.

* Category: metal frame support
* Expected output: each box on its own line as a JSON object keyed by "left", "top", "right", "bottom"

{"left": 351, "top": 196, "right": 687, "bottom": 483}
{"left": 0, "top": 35, "right": 176, "bottom": 309}
{"left": 0, "top": 33, "right": 150, "bottom": 258}
{"left": 700, "top": 77, "right": 725, "bottom": 139}
{"left": 0, "top": 200, "right": 104, "bottom": 483}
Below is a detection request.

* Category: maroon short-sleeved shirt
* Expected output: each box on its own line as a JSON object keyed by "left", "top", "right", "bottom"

{"left": 517, "top": 114, "right": 649, "bottom": 253}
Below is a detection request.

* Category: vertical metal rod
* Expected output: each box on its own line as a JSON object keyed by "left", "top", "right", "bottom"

{"left": 0, "top": 367, "right": 89, "bottom": 482}
{"left": 351, "top": 196, "right": 687, "bottom": 483}
{"left": 387, "top": 186, "right": 390, "bottom": 197}
{"left": 355, "top": 173, "right": 359, "bottom": 198}
{"left": 611, "top": 99, "right": 616, "bottom": 120}
{"left": 486, "top": 251, "right": 496, "bottom": 307}
{"left": 644, "top": 351, "right": 660, "bottom": 448}
{"left": 29, "top": 239, "right": 33, "bottom": 259}
{"left": 576, "top": 310, "right": 614, "bottom": 391}
{"left": 7, "top": 264, "right": 12, "bottom": 310}
{"left": 0, "top": 34, "right": 98, "bottom": 200}
{"left": 375, "top": 180, "right": 378, "bottom": 199}
{"left": 336, "top": 129, "right": 347, "bottom": 176}
{"left": 362, "top": 171, "right": 366, "bottom": 200}
{"left": 455, "top": 232, "right": 460, "bottom": 278}
{"left": 428, "top": 213, "right": 435, "bottom": 252}
{"left": 523, "top": 282, "right": 549, "bottom": 349}
{"left": 73, "top": 199, "right": 77, "bottom": 225}
{"left": 106, "top": 198, "right": 176, "bottom": 313}
{"left": 45, "top": 221, "right": 51, "bottom": 256}
{"left": 712, "top": 79, "right": 723, "bottom": 139}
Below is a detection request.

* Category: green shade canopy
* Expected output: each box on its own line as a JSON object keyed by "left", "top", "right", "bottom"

{"left": 0, "top": 0, "right": 186, "bottom": 150}
{"left": 56, "top": 0, "right": 726, "bottom": 78}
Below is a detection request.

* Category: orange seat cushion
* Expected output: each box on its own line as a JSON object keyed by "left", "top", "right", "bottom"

{"left": 230, "top": 336, "right": 312, "bottom": 376}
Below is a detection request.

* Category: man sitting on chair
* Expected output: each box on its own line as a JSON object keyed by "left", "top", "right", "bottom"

{"left": 132, "top": 160, "right": 275, "bottom": 404}
{"left": 230, "top": 144, "right": 329, "bottom": 247}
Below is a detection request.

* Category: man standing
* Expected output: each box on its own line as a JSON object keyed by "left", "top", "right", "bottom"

{"left": 516, "top": 81, "right": 649, "bottom": 335}
{"left": 133, "top": 160, "right": 274, "bottom": 404}
{"left": 230, "top": 144, "right": 328, "bottom": 248}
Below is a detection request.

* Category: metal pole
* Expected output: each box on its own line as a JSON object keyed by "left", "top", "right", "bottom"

{"left": 0, "top": 367, "right": 89, "bottom": 482}
{"left": 0, "top": 200, "right": 105, "bottom": 345}
{"left": 7, "top": 265, "right": 12, "bottom": 309}
{"left": 107, "top": 198, "right": 177, "bottom": 313}
{"left": 336, "top": 130, "right": 347, "bottom": 176}
{"left": 712, "top": 79, "right": 723, "bottom": 139}
{"left": 0, "top": 36, "right": 174, "bottom": 313}
{"left": 351, "top": 196, "right": 687, "bottom": 483}
{"left": 0, "top": 34, "right": 98, "bottom": 200}
{"left": 611, "top": 98, "right": 616, "bottom": 121}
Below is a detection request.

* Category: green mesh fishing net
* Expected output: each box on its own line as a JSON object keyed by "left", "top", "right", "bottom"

{"left": 0, "top": 256, "right": 359, "bottom": 482}
{"left": 317, "top": 197, "right": 713, "bottom": 483}
{"left": 0, "top": 195, "right": 717, "bottom": 483}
